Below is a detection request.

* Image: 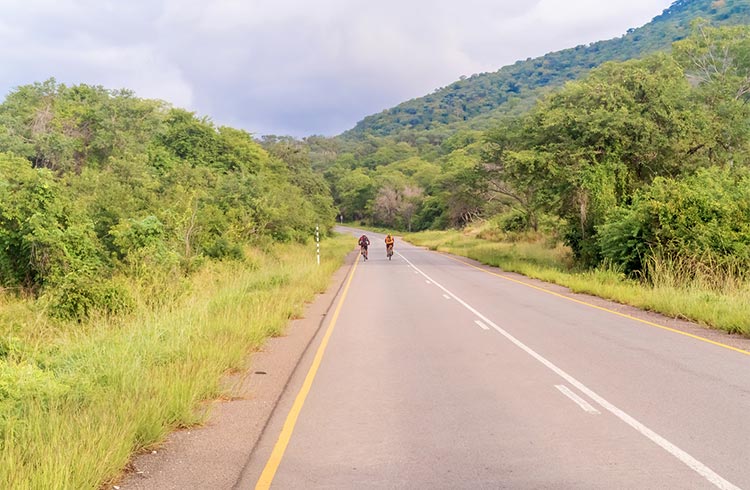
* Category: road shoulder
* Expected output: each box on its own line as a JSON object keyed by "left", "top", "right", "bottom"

{"left": 119, "top": 252, "right": 356, "bottom": 490}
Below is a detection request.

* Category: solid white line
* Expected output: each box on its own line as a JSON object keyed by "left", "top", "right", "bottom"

{"left": 443, "top": 294, "right": 452, "bottom": 300}
{"left": 474, "top": 320, "right": 490, "bottom": 331}
{"left": 555, "top": 385, "right": 600, "bottom": 415}
{"left": 395, "top": 251, "right": 740, "bottom": 490}
{"left": 425, "top": 280, "right": 432, "bottom": 285}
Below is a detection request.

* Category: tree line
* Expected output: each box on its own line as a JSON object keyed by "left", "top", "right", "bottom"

{"left": 0, "top": 80, "right": 335, "bottom": 318}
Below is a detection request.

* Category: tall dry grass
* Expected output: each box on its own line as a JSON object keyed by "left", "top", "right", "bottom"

{"left": 0, "top": 236, "right": 352, "bottom": 489}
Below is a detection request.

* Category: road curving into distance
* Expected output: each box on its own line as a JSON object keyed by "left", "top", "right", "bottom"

{"left": 238, "top": 227, "right": 750, "bottom": 489}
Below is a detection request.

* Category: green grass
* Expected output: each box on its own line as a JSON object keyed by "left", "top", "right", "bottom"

{"left": 0, "top": 235, "right": 352, "bottom": 489}
{"left": 405, "top": 229, "right": 750, "bottom": 336}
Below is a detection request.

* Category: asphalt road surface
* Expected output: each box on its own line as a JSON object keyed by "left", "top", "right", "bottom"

{"left": 238, "top": 228, "right": 750, "bottom": 489}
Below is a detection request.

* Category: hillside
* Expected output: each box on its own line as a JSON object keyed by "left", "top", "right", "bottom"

{"left": 342, "top": 0, "right": 750, "bottom": 139}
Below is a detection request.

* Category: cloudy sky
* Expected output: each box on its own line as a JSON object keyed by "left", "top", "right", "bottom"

{"left": 0, "top": 0, "right": 675, "bottom": 137}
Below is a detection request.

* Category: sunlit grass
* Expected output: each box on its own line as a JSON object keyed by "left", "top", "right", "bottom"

{"left": 406, "top": 229, "right": 750, "bottom": 336}
{"left": 0, "top": 235, "right": 352, "bottom": 489}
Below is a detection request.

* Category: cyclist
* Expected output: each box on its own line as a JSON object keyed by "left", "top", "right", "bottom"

{"left": 358, "top": 234, "right": 370, "bottom": 260}
{"left": 385, "top": 234, "right": 395, "bottom": 259}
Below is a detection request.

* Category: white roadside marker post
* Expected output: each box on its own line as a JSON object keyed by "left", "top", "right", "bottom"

{"left": 316, "top": 225, "right": 320, "bottom": 266}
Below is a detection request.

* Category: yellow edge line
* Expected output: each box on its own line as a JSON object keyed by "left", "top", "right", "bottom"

{"left": 439, "top": 252, "right": 750, "bottom": 357}
{"left": 255, "top": 257, "right": 359, "bottom": 489}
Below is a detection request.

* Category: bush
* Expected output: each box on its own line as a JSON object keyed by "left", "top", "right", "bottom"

{"left": 110, "top": 216, "right": 166, "bottom": 260}
{"left": 598, "top": 167, "right": 750, "bottom": 275}
{"left": 499, "top": 209, "right": 529, "bottom": 232}
{"left": 44, "top": 274, "right": 133, "bottom": 320}
{"left": 0, "top": 153, "right": 107, "bottom": 291}
{"left": 0, "top": 361, "right": 69, "bottom": 405}
{"left": 203, "top": 237, "right": 244, "bottom": 260}
{"left": 0, "top": 82, "right": 338, "bottom": 323}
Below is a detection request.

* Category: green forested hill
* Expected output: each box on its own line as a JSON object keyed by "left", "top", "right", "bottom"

{"left": 316, "top": 16, "right": 750, "bottom": 286}
{"left": 343, "top": 0, "right": 750, "bottom": 139}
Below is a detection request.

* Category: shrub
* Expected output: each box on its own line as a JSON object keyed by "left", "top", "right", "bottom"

{"left": 598, "top": 166, "right": 750, "bottom": 275}
{"left": 44, "top": 274, "right": 133, "bottom": 320}
{"left": 0, "top": 361, "right": 69, "bottom": 404}
{"left": 203, "top": 237, "right": 244, "bottom": 260}
{"left": 0, "top": 153, "right": 106, "bottom": 291}
{"left": 499, "top": 209, "right": 529, "bottom": 232}
{"left": 110, "top": 216, "right": 166, "bottom": 259}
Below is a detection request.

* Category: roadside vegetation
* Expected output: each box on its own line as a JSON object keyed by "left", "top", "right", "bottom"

{"left": 406, "top": 226, "right": 750, "bottom": 336}
{"left": 0, "top": 236, "right": 351, "bottom": 489}
{"left": 0, "top": 79, "right": 349, "bottom": 487}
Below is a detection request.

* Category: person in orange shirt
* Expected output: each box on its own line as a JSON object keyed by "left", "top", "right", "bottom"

{"left": 384, "top": 234, "right": 395, "bottom": 260}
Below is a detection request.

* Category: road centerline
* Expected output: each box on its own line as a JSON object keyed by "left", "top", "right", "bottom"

{"left": 396, "top": 250, "right": 740, "bottom": 490}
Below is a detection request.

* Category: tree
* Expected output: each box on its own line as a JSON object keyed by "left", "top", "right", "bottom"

{"left": 438, "top": 147, "right": 488, "bottom": 227}
{"left": 400, "top": 185, "right": 424, "bottom": 232}
{"left": 333, "top": 169, "right": 374, "bottom": 221}
{"left": 486, "top": 53, "right": 711, "bottom": 262}
{"left": 672, "top": 21, "right": 750, "bottom": 165}
{"left": 371, "top": 184, "right": 424, "bottom": 231}
{"left": 482, "top": 119, "right": 557, "bottom": 232}
{"left": 372, "top": 185, "right": 401, "bottom": 227}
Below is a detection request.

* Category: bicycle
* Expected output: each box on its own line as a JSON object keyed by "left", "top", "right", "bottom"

{"left": 386, "top": 244, "right": 393, "bottom": 260}
{"left": 360, "top": 245, "right": 368, "bottom": 261}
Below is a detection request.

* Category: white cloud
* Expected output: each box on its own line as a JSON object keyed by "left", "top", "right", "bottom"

{"left": 0, "top": 0, "right": 676, "bottom": 136}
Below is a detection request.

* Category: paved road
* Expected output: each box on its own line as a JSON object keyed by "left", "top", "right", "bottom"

{"left": 238, "top": 228, "right": 750, "bottom": 489}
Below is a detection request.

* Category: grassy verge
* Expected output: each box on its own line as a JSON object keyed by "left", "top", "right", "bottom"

{"left": 405, "top": 229, "right": 750, "bottom": 336}
{"left": 0, "top": 235, "right": 352, "bottom": 489}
